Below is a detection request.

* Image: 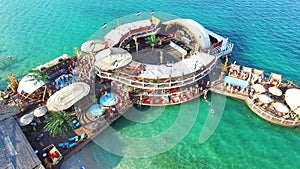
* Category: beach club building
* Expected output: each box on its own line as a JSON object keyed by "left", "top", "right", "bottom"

{"left": 81, "top": 13, "right": 233, "bottom": 106}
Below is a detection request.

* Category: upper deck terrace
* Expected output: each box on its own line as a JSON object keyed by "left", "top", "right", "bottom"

{"left": 95, "top": 51, "right": 217, "bottom": 90}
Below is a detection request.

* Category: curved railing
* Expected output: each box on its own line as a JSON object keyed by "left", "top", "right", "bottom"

{"left": 139, "top": 90, "right": 204, "bottom": 106}
{"left": 210, "top": 43, "right": 234, "bottom": 58}
{"left": 247, "top": 98, "right": 300, "bottom": 127}
{"left": 118, "top": 25, "right": 160, "bottom": 48}
{"left": 95, "top": 57, "right": 217, "bottom": 90}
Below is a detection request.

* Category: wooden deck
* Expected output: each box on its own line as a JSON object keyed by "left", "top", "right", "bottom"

{"left": 209, "top": 80, "right": 300, "bottom": 127}
{"left": 64, "top": 56, "right": 134, "bottom": 161}
{"left": 141, "top": 91, "right": 204, "bottom": 106}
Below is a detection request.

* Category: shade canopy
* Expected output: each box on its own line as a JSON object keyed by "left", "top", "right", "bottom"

{"left": 285, "top": 88, "right": 300, "bottom": 114}
{"left": 88, "top": 104, "right": 104, "bottom": 117}
{"left": 253, "top": 68, "right": 264, "bottom": 76}
{"left": 224, "top": 76, "right": 248, "bottom": 88}
{"left": 17, "top": 75, "right": 45, "bottom": 95}
{"left": 47, "top": 82, "right": 90, "bottom": 111}
{"left": 274, "top": 102, "right": 289, "bottom": 113}
{"left": 19, "top": 114, "right": 34, "bottom": 126}
{"left": 230, "top": 64, "right": 240, "bottom": 71}
{"left": 252, "top": 84, "right": 266, "bottom": 93}
{"left": 100, "top": 92, "right": 117, "bottom": 107}
{"left": 268, "top": 87, "right": 282, "bottom": 96}
{"left": 33, "top": 106, "right": 48, "bottom": 117}
{"left": 242, "top": 66, "right": 252, "bottom": 74}
{"left": 94, "top": 48, "right": 132, "bottom": 71}
{"left": 81, "top": 40, "right": 106, "bottom": 53}
{"left": 270, "top": 72, "right": 282, "bottom": 82}
{"left": 258, "top": 94, "right": 273, "bottom": 104}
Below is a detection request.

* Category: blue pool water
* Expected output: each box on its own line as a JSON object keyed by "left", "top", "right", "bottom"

{"left": 88, "top": 104, "right": 104, "bottom": 117}
{"left": 224, "top": 76, "right": 248, "bottom": 88}
{"left": 100, "top": 92, "right": 117, "bottom": 107}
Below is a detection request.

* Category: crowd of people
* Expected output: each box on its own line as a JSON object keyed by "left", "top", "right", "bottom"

{"left": 130, "top": 79, "right": 211, "bottom": 106}
{"left": 222, "top": 64, "right": 300, "bottom": 121}
{"left": 52, "top": 74, "right": 74, "bottom": 90}
{"left": 72, "top": 55, "right": 95, "bottom": 84}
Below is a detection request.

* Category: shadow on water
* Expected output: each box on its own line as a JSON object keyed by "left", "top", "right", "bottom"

{"left": 0, "top": 49, "right": 8, "bottom": 54}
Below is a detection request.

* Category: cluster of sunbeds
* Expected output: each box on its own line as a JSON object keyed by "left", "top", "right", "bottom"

{"left": 58, "top": 120, "right": 87, "bottom": 148}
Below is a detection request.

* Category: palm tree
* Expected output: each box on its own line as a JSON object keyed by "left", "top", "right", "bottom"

{"left": 222, "top": 55, "right": 229, "bottom": 72}
{"left": 145, "top": 34, "right": 160, "bottom": 51}
{"left": 44, "top": 111, "right": 73, "bottom": 137}
{"left": 28, "top": 69, "right": 49, "bottom": 101}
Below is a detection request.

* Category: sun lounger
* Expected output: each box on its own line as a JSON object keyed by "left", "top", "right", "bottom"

{"left": 58, "top": 142, "right": 69, "bottom": 148}
{"left": 68, "top": 135, "right": 79, "bottom": 142}
{"left": 77, "top": 134, "right": 87, "bottom": 142}
{"left": 68, "top": 142, "right": 77, "bottom": 148}
{"left": 68, "top": 119, "right": 78, "bottom": 126}
{"left": 71, "top": 122, "right": 80, "bottom": 130}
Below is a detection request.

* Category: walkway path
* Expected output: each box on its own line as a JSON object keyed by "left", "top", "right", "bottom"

{"left": 209, "top": 78, "right": 300, "bottom": 127}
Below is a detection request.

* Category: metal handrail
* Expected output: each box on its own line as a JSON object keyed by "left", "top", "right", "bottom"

{"left": 95, "top": 58, "right": 216, "bottom": 90}
{"left": 248, "top": 98, "right": 299, "bottom": 125}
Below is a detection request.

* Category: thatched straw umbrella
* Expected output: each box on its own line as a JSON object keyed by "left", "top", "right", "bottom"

{"left": 46, "top": 82, "right": 90, "bottom": 111}
{"left": 94, "top": 48, "right": 132, "bottom": 71}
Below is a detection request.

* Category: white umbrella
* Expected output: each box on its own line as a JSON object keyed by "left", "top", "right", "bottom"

{"left": 252, "top": 84, "right": 266, "bottom": 93}
{"left": 19, "top": 114, "right": 34, "bottom": 126}
{"left": 268, "top": 87, "right": 282, "bottom": 96}
{"left": 285, "top": 88, "right": 300, "bottom": 114}
{"left": 274, "top": 102, "right": 289, "bottom": 113}
{"left": 258, "top": 94, "right": 273, "bottom": 104}
{"left": 33, "top": 106, "right": 48, "bottom": 117}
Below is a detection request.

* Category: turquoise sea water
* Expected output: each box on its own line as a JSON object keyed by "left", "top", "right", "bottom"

{"left": 1, "top": 0, "right": 299, "bottom": 168}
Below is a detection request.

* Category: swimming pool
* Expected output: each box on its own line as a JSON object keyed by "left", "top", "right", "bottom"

{"left": 224, "top": 76, "right": 248, "bottom": 88}
{"left": 99, "top": 92, "right": 117, "bottom": 107}
{"left": 88, "top": 104, "right": 104, "bottom": 117}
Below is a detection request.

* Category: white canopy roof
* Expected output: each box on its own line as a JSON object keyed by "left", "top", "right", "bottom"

{"left": 35, "top": 54, "right": 70, "bottom": 71}
{"left": 139, "top": 52, "right": 215, "bottom": 78}
{"left": 164, "top": 19, "right": 211, "bottom": 50}
{"left": 17, "top": 75, "right": 45, "bottom": 95}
